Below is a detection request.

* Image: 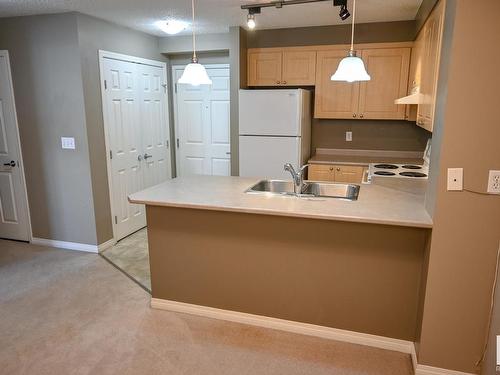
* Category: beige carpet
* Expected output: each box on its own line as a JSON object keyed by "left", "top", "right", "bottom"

{"left": 0, "top": 239, "right": 414, "bottom": 375}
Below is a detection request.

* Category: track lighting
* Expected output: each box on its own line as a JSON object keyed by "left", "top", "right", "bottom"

{"left": 247, "top": 14, "right": 256, "bottom": 29}
{"left": 339, "top": 4, "right": 350, "bottom": 20}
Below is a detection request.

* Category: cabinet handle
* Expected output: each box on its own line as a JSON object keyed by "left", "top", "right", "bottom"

{"left": 360, "top": 114, "right": 364, "bottom": 118}
{"left": 336, "top": 167, "right": 341, "bottom": 172}
{"left": 329, "top": 167, "right": 334, "bottom": 171}
{"left": 282, "top": 80, "right": 287, "bottom": 84}
{"left": 353, "top": 113, "right": 357, "bottom": 118}
{"left": 276, "top": 80, "right": 280, "bottom": 84}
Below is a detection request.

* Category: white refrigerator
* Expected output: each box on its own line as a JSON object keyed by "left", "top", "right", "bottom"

{"left": 239, "top": 89, "right": 311, "bottom": 179}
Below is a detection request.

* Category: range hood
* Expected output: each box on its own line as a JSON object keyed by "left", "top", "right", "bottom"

{"left": 395, "top": 87, "right": 424, "bottom": 105}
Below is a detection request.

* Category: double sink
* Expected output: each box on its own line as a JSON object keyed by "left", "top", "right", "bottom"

{"left": 246, "top": 180, "right": 360, "bottom": 201}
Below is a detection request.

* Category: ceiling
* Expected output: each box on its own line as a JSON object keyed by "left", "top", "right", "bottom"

{"left": 0, "top": 0, "right": 424, "bottom": 36}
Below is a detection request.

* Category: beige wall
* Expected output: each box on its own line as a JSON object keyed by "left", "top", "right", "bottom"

{"left": 312, "top": 119, "right": 430, "bottom": 152}
{"left": 418, "top": 1, "right": 500, "bottom": 373}
{"left": 0, "top": 13, "right": 98, "bottom": 244}
{"left": 76, "top": 14, "right": 166, "bottom": 244}
{"left": 147, "top": 206, "right": 430, "bottom": 341}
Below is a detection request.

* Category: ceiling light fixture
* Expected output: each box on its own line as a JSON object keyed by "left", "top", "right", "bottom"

{"left": 178, "top": 0, "right": 212, "bottom": 86}
{"left": 155, "top": 19, "right": 187, "bottom": 35}
{"left": 246, "top": 7, "right": 260, "bottom": 30}
{"left": 330, "top": 0, "right": 370, "bottom": 82}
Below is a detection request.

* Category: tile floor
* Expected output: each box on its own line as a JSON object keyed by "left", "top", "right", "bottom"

{"left": 101, "top": 227, "right": 151, "bottom": 291}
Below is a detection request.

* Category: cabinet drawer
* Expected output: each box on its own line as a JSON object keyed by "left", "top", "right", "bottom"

{"left": 334, "top": 165, "right": 365, "bottom": 183}
{"left": 308, "top": 164, "right": 335, "bottom": 182}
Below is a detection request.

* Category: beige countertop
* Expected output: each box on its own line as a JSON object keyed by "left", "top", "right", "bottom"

{"left": 129, "top": 176, "right": 433, "bottom": 229}
{"left": 308, "top": 148, "right": 424, "bottom": 166}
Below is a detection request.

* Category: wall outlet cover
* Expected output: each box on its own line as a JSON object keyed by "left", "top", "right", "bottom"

{"left": 447, "top": 168, "right": 463, "bottom": 191}
{"left": 346, "top": 131, "right": 352, "bottom": 142}
{"left": 61, "top": 137, "right": 76, "bottom": 150}
{"left": 487, "top": 170, "right": 500, "bottom": 194}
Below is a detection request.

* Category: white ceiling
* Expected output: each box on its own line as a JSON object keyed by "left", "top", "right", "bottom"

{"left": 0, "top": 0, "right": 424, "bottom": 36}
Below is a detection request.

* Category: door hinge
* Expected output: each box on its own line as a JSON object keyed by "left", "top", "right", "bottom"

{"left": 162, "top": 83, "right": 167, "bottom": 93}
{"left": 109, "top": 150, "right": 113, "bottom": 159}
{"left": 104, "top": 80, "right": 107, "bottom": 90}
{"left": 166, "top": 140, "right": 169, "bottom": 149}
{"left": 176, "top": 138, "right": 180, "bottom": 148}
{"left": 174, "top": 83, "right": 177, "bottom": 93}
{"left": 114, "top": 216, "right": 118, "bottom": 225}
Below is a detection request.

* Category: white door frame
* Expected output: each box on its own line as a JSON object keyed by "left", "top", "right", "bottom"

{"left": 0, "top": 50, "right": 32, "bottom": 242}
{"left": 172, "top": 63, "right": 230, "bottom": 177}
{"left": 99, "top": 50, "right": 171, "bottom": 245}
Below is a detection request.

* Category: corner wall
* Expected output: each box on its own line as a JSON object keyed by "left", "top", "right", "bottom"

{"left": 418, "top": 1, "right": 500, "bottom": 373}
{"left": 0, "top": 13, "right": 98, "bottom": 245}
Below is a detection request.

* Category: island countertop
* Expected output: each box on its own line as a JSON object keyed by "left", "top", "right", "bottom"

{"left": 128, "top": 175, "right": 433, "bottom": 229}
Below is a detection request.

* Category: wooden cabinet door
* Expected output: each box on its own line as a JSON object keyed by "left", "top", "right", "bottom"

{"left": 248, "top": 50, "right": 282, "bottom": 86}
{"left": 282, "top": 50, "right": 316, "bottom": 85}
{"left": 333, "top": 165, "right": 364, "bottom": 183}
{"left": 314, "top": 50, "right": 360, "bottom": 119}
{"left": 358, "top": 48, "right": 411, "bottom": 120}
{"left": 417, "top": 0, "right": 445, "bottom": 132}
{"left": 308, "top": 164, "right": 335, "bottom": 182}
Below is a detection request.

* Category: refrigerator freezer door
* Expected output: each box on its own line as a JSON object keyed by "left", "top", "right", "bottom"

{"left": 239, "top": 89, "right": 301, "bottom": 136}
{"left": 239, "top": 136, "right": 301, "bottom": 179}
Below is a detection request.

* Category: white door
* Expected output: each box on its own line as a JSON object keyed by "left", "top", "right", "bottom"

{"left": 0, "top": 51, "right": 30, "bottom": 241}
{"left": 101, "top": 53, "right": 171, "bottom": 241}
{"left": 174, "top": 65, "right": 231, "bottom": 177}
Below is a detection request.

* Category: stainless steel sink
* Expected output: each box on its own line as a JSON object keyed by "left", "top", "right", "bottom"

{"left": 302, "top": 182, "right": 360, "bottom": 200}
{"left": 246, "top": 180, "right": 360, "bottom": 200}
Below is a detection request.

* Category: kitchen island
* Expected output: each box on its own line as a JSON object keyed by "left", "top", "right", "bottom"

{"left": 129, "top": 175, "right": 432, "bottom": 346}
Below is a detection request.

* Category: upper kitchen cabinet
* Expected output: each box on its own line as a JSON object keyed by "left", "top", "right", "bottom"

{"left": 247, "top": 47, "right": 316, "bottom": 86}
{"left": 315, "top": 45, "right": 411, "bottom": 119}
{"left": 314, "top": 50, "right": 359, "bottom": 119}
{"left": 416, "top": 0, "right": 445, "bottom": 132}
{"left": 358, "top": 48, "right": 410, "bottom": 120}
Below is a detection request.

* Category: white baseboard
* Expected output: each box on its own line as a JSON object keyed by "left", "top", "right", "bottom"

{"left": 151, "top": 298, "right": 414, "bottom": 354}
{"left": 415, "top": 364, "right": 475, "bottom": 375}
{"left": 31, "top": 237, "right": 100, "bottom": 253}
{"left": 97, "top": 238, "right": 115, "bottom": 252}
{"left": 151, "top": 298, "right": 476, "bottom": 375}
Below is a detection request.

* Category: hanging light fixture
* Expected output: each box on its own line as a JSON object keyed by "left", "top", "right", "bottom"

{"left": 331, "top": 0, "right": 370, "bottom": 83}
{"left": 178, "top": 0, "right": 212, "bottom": 86}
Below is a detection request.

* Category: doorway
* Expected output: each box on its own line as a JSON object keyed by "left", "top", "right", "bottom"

{"left": 0, "top": 50, "right": 31, "bottom": 242}
{"left": 99, "top": 51, "right": 172, "bottom": 242}
{"left": 172, "top": 64, "right": 231, "bottom": 177}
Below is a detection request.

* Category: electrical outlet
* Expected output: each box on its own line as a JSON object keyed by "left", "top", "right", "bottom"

{"left": 447, "top": 168, "right": 463, "bottom": 191}
{"left": 61, "top": 137, "right": 75, "bottom": 150}
{"left": 487, "top": 170, "right": 500, "bottom": 194}
{"left": 346, "top": 131, "right": 352, "bottom": 142}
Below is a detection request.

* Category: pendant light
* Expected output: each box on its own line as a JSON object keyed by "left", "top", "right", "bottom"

{"left": 331, "top": 0, "right": 370, "bottom": 83}
{"left": 178, "top": 0, "right": 212, "bottom": 86}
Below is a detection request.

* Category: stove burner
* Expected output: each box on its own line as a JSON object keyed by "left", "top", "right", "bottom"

{"left": 374, "top": 171, "right": 396, "bottom": 176}
{"left": 402, "top": 165, "right": 422, "bottom": 170}
{"left": 374, "top": 164, "right": 398, "bottom": 169}
{"left": 399, "top": 172, "right": 427, "bottom": 178}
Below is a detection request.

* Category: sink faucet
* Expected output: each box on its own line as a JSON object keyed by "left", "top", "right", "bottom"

{"left": 284, "top": 163, "right": 309, "bottom": 195}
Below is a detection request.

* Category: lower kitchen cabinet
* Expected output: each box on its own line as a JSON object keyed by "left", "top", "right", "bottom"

{"left": 308, "top": 164, "right": 365, "bottom": 183}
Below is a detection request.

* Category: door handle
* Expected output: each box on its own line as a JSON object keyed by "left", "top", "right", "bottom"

{"left": 137, "top": 155, "right": 143, "bottom": 162}
{"left": 144, "top": 153, "right": 152, "bottom": 159}
{"left": 3, "top": 160, "right": 16, "bottom": 167}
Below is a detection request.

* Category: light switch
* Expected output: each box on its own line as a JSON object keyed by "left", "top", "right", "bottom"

{"left": 61, "top": 137, "right": 76, "bottom": 150}
{"left": 447, "top": 168, "right": 463, "bottom": 191}
{"left": 346, "top": 131, "right": 352, "bottom": 142}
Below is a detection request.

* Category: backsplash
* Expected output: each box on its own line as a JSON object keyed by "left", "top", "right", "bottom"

{"left": 311, "top": 119, "right": 431, "bottom": 152}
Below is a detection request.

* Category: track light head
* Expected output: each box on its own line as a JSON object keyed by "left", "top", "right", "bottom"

{"left": 247, "top": 13, "right": 256, "bottom": 29}
{"left": 339, "top": 4, "right": 350, "bottom": 20}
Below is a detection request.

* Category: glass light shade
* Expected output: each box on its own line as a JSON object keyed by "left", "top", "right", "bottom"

{"left": 155, "top": 20, "right": 187, "bottom": 35}
{"left": 178, "top": 61, "right": 212, "bottom": 86}
{"left": 331, "top": 53, "right": 371, "bottom": 83}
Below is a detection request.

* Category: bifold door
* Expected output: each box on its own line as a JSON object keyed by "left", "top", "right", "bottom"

{"left": 101, "top": 55, "right": 171, "bottom": 241}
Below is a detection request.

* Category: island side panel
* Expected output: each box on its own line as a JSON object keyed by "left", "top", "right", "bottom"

{"left": 146, "top": 205, "right": 430, "bottom": 341}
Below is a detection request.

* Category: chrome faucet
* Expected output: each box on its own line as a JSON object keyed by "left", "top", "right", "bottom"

{"left": 284, "top": 163, "right": 309, "bottom": 195}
